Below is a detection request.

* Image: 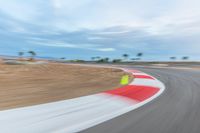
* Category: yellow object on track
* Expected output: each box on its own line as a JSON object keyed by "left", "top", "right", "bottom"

{"left": 120, "top": 75, "right": 129, "bottom": 85}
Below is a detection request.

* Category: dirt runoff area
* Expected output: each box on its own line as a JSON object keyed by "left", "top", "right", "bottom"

{"left": 0, "top": 62, "right": 132, "bottom": 110}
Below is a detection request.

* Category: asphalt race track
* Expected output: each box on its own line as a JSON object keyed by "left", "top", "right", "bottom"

{"left": 81, "top": 66, "right": 200, "bottom": 133}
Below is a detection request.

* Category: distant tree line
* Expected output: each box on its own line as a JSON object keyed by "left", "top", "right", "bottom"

{"left": 169, "top": 56, "right": 189, "bottom": 61}
{"left": 90, "top": 52, "right": 144, "bottom": 63}
{"left": 20, "top": 49, "right": 190, "bottom": 63}
{"left": 90, "top": 53, "right": 190, "bottom": 63}
{"left": 18, "top": 50, "right": 37, "bottom": 61}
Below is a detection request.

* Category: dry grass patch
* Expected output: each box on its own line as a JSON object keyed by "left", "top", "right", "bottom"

{"left": 0, "top": 62, "right": 132, "bottom": 110}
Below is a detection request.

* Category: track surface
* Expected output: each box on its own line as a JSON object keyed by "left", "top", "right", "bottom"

{"left": 81, "top": 66, "right": 200, "bottom": 133}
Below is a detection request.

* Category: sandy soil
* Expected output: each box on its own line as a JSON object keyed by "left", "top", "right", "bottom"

{"left": 0, "top": 61, "right": 132, "bottom": 110}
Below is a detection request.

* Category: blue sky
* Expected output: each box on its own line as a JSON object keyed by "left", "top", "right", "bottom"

{"left": 0, "top": 0, "right": 200, "bottom": 61}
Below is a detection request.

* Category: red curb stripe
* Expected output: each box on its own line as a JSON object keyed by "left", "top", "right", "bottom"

{"left": 105, "top": 85, "right": 159, "bottom": 102}
{"left": 134, "top": 75, "right": 155, "bottom": 79}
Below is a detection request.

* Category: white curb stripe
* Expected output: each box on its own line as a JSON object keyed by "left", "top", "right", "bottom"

{"left": 131, "top": 72, "right": 149, "bottom": 76}
{"left": 0, "top": 94, "right": 138, "bottom": 133}
{"left": 130, "top": 78, "right": 163, "bottom": 88}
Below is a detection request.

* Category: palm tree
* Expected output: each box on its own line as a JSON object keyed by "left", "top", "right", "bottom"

{"left": 122, "top": 54, "right": 129, "bottom": 61}
{"left": 170, "top": 57, "right": 176, "bottom": 60}
{"left": 60, "top": 57, "right": 66, "bottom": 60}
{"left": 96, "top": 56, "right": 101, "bottom": 60}
{"left": 112, "top": 59, "right": 122, "bottom": 63}
{"left": 96, "top": 57, "right": 110, "bottom": 63}
{"left": 182, "top": 56, "right": 189, "bottom": 60}
{"left": 131, "top": 58, "right": 137, "bottom": 61}
{"left": 91, "top": 56, "right": 101, "bottom": 62}
{"left": 28, "top": 51, "right": 36, "bottom": 61}
{"left": 91, "top": 57, "right": 96, "bottom": 61}
{"left": 136, "top": 53, "right": 143, "bottom": 60}
{"left": 137, "top": 53, "right": 143, "bottom": 56}
{"left": 18, "top": 52, "right": 24, "bottom": 60}
{"left": 104, "top": 57, "right": 109, "bottom": 62}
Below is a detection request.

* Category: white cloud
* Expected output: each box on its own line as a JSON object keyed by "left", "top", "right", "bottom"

{"left": 28, "top": 40, "right": 78, "bottom": 48}
{"left": 28, "top": 39, "right": 115, "bottom": 52}
{"left": 1, "top": 0, "right": 200, "bottom": 33}
{"left": 95, "top": 48, "right": 115, "bottom": 52}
